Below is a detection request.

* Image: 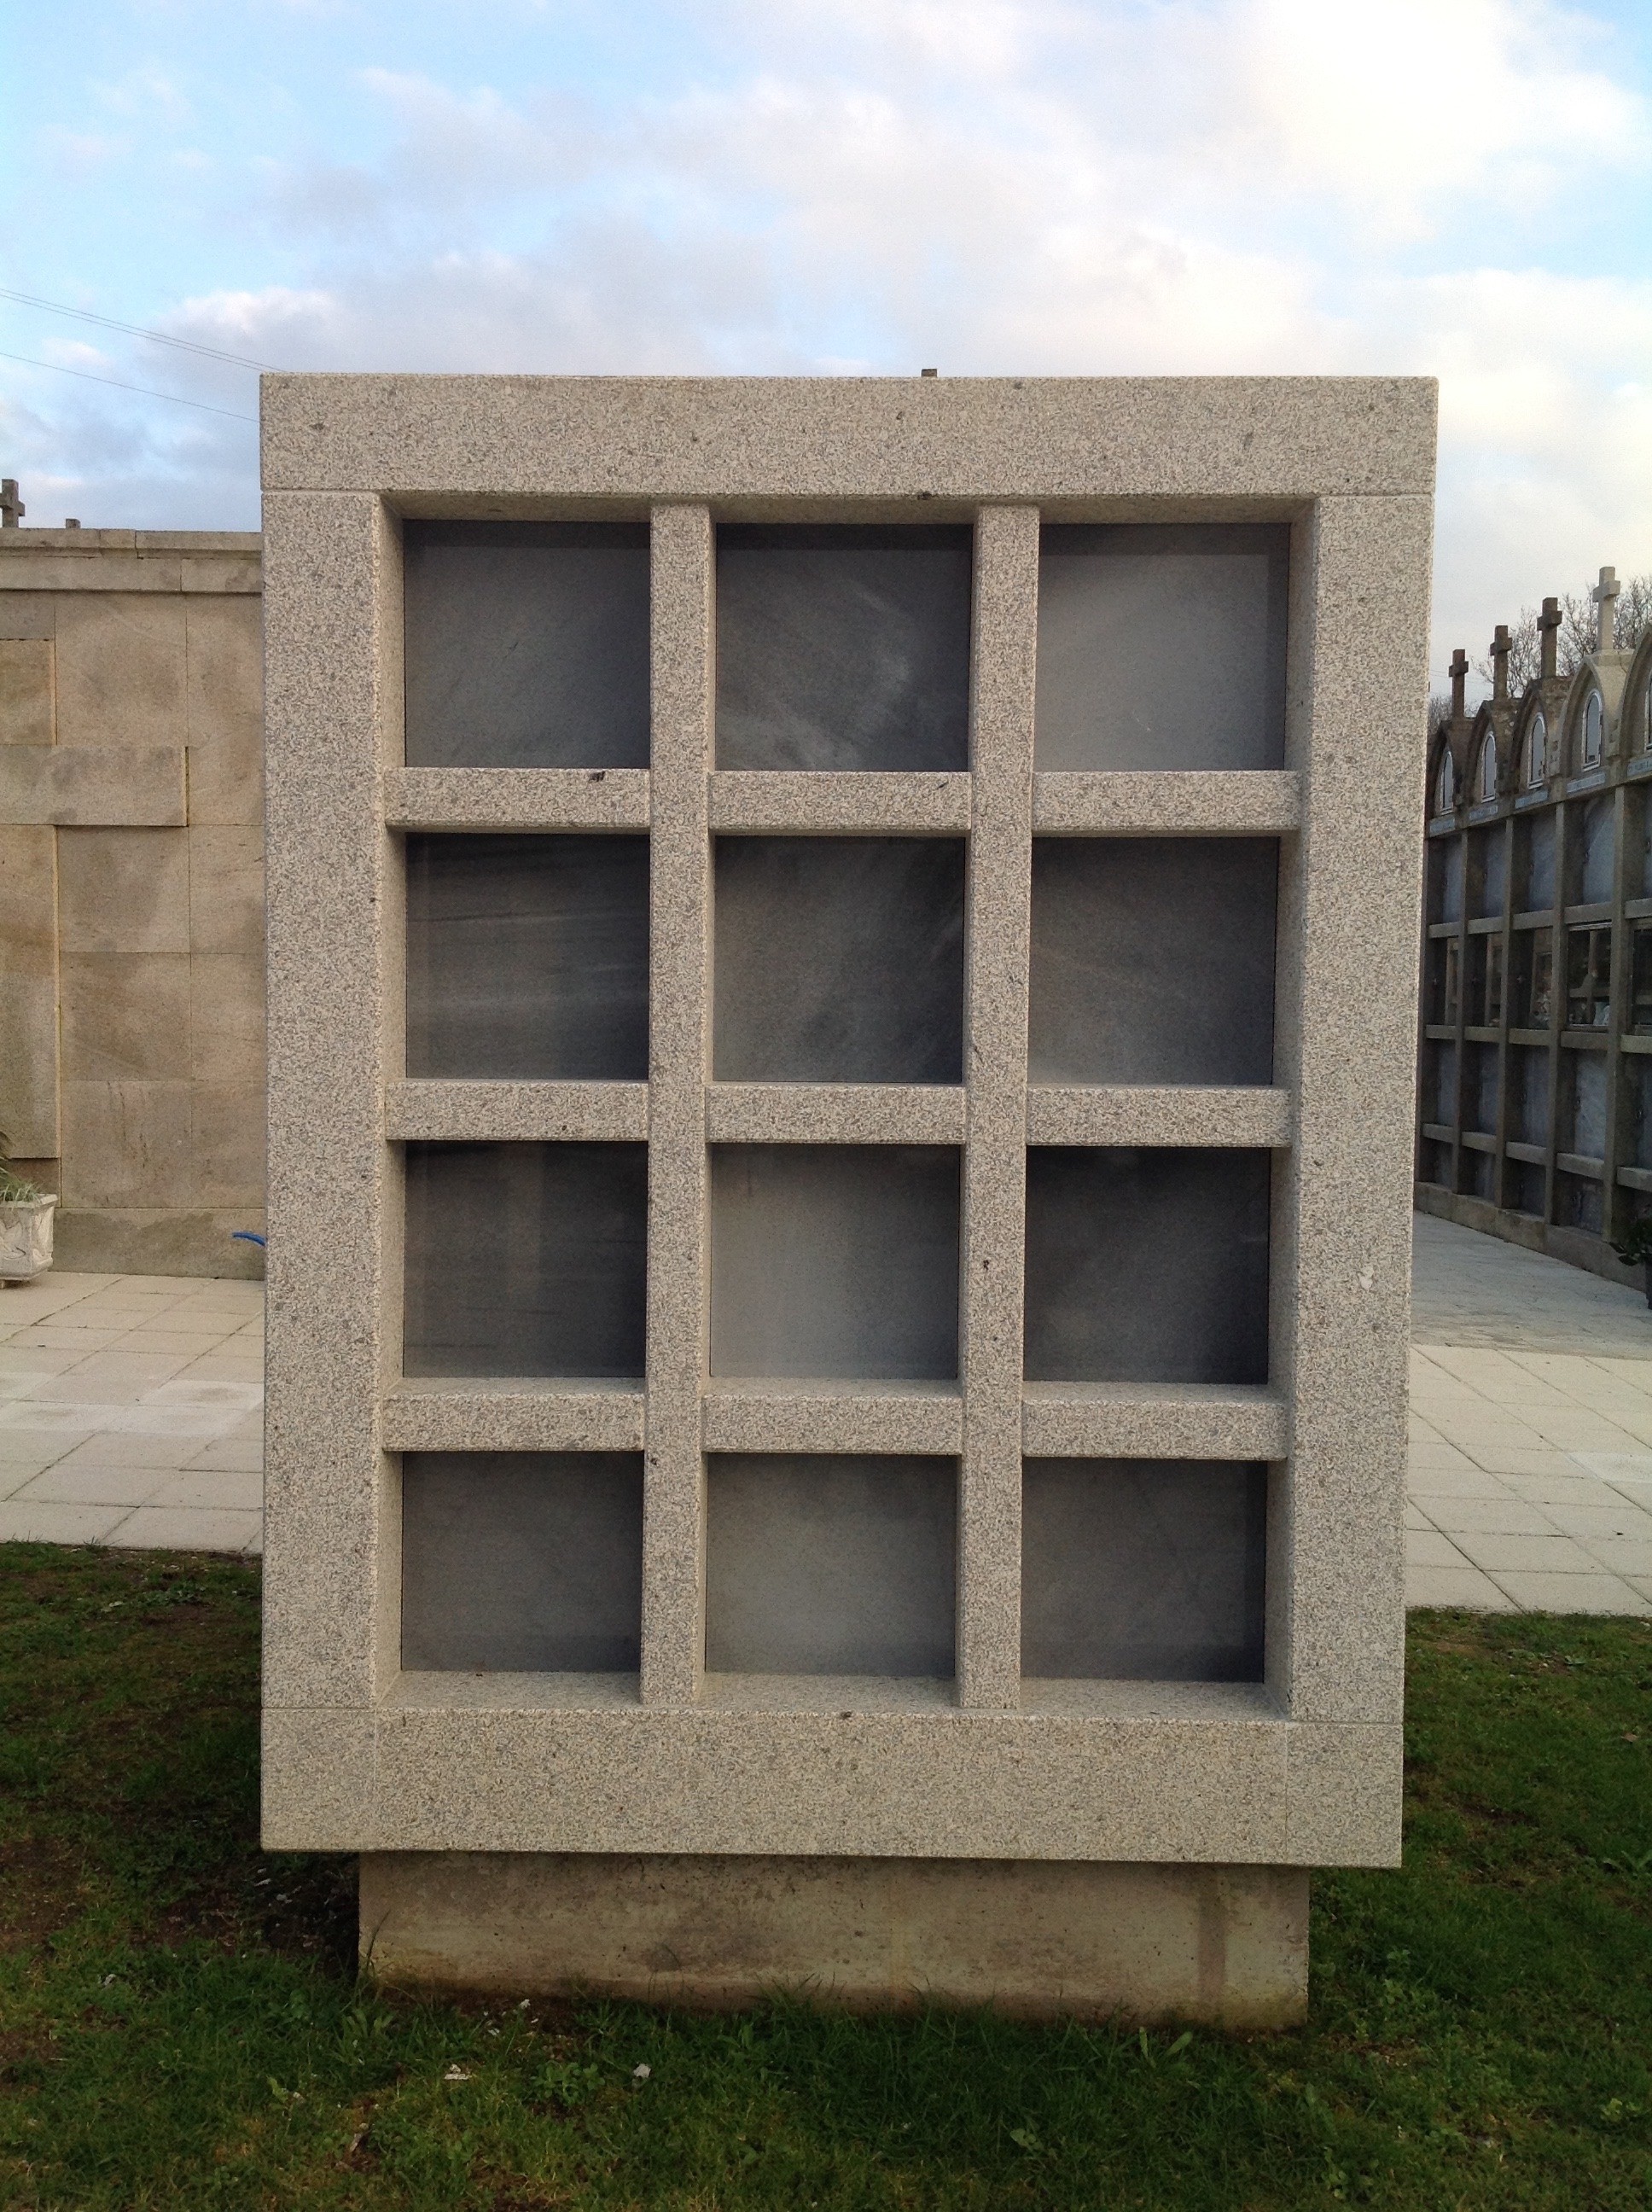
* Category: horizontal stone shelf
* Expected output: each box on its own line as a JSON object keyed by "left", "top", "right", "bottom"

{"left": 380, "top": 767, "right": 1303, "bottom": 839}
{"left": 700, "top": 1379, "right": 964, "bottom": 1456}
{"left": 1026, "top": 1086, "right": 1292, "bottom": 1149}
{"left": 386, "top": 1080, "right": 649, "bottom": 1144}
{"left": 1032, "top": 771, "right": 1300, "bottom": 835}
{"left": 384, "top": 766, "right": 651, "bottom": 830}
{"left": 1020, "top": 1382, "right": 1289, "bottom": 1461}
{"left": 708, "top": 771, "right": 973, "bottom": 834}
{"left": 382, "top": 1380, "right": 646, "bottom": 1454}
{"left": 705, "top": 1084, "right": 967, "bottom": 1146}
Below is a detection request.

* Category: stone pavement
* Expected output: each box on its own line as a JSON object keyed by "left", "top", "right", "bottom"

{"left": 0, "top": 1269, "right": 263, "bottom": 1553}
{"left": 6, "top": 1219, "right": 1652, "bottom": 1614}
{"left": 1408, "top": 1213, "right": 1652, "bottom": 1615}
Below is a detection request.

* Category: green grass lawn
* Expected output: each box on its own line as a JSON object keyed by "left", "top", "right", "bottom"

{"left": 2, "top": 1547, "right": 1650, "bottom": 2210}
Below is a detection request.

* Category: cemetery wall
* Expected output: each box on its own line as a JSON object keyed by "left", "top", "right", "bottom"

{"left": 0, "top": 528, "right": 266, "bottom": 1277}
{"left": 1420, "top": 597, "right": 1652, "bottom": 1284}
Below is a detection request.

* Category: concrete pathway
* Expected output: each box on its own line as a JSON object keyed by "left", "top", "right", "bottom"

{"left": 0, "top": 1269, "right": 263, "bottom": 1552}
{"left": 1408, "top": 1214, "right": 1652, "bottom": 1615}
{"left": 6, "top": 1218, "right": 1652, "bottom": 1614}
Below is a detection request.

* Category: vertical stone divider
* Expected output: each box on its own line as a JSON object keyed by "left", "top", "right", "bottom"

{"left": 957, "top": 504, "right": 1038, "bottom": 1712}
{"left": 1273, "top": 494, "right": 1430, "bottom": 1737}
{"left": 641, "top": 504, "right": 713, "bottom": 1706}
{"left": 263, "top": 492, "right": 401, "bottom": 1722}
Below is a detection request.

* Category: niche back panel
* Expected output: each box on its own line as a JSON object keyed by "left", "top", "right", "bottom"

{"left": 402, "top": 1452, "right": 643, "bottom": 1672}
{"left": 1023, "top": 1146, "right": 1271, "bottom": 1384}
{"left": 715, "top": 525, "right": 972, "bottom": 771}
{"left": 1021, "top": 1458, "right": 1266, "bottom": 1680}
{"left": 403, "top": 521, "right": 650, "bottom": 769}
{"left": 403, "top": 1142, "right": 648, "bottom": 1378}
{"left": 406, "top": 833, "right": 650, "bottom": 1080}
{"left": 706, "top": 1454, "right": 957, "bottom": 1676}
{"left": 713, "top": 837, "right": 966, "bottom": 1083}
{"left": 1034, "top": 525, "right": 1288, "bottom": 771}
{"left": 1027, "top": 838, "right": 1277, "bottom": 1086}
{"left": 709, "top": 1144, "right": 961, "bottom": 1379}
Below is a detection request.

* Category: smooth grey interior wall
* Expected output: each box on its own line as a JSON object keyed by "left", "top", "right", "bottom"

{"left": 1570, "top": 795, "right": 1615, "bottom": 905}
{"left": 404, "top": 1142, "right": 648, "bottom": 1377}
{"left": 1021, "top": 1458, "right": 1265, "bottom": 1680}
{"left": 1431, "top": 837, "right": 1466, "bottom": 924}
{"left": 1034, "top": 526, "right": 1288, "bottom": 772}
{"left": 1463, "top": 1044, "right": 1498, "bottom": 1136}
{"left": 1027, "top": 837, "right": 1277, "bottom": 1086}
{"left": 713, "top": 837, "right": 965, "bottom": 1083}
{"left": 1519, "top": 812, "right": 1556, "bottom": 911}
{"left": 706, "top": 1453, "right": 957, "bottom": 1674}
{"left": 715, "top": 526, "right": 972, "bottom": 771}
{"left": 1510, "top": 1045, "right": 1550, "bottom": 1146}
{"left": 401, "top": 1451, "right": 643, "bottom": 1672}
{"left": 709, "top": 1145, "right": 961, "bottom": 1379}
{"left": 403, "top": 522, "right": 650, "bottom": 769}
{"left": 406, "top": 833, "right": 650, "bottom": 1080}
{"left": 1568, "top": 1052, "right": 1608, "bottom": 1158}
{"left": 1470, "top": 827, "right": 1508, "bottom": 919}
{"left": 1023, "top": 1147, "right": 1271, "bottom": 1384}
{"left": 1427, "top": 1043, "right": 1458, "bottom": 1129}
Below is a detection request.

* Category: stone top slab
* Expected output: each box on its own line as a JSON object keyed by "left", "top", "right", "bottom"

{"left": 0, "top": 531, "right": 262, "bottom": 593}
{"left": 260, "top": 375, "right": 1438, "bottom": 504}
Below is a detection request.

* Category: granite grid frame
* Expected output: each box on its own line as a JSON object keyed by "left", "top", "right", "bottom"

{"left": 262, "top": 375, "right": 1434, "bottom": 1870}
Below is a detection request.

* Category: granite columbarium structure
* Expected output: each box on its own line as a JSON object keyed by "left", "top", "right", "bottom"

{"left": 260, "top": 373, "right": 1436, "bottom": 2021}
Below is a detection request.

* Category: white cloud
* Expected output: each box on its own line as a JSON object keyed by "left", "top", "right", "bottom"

{"left": 1227, "top": 0, "right": 1644, "bottom": 239}
{"left": 17, "top": 0, "right": 1650, "bottom": 675}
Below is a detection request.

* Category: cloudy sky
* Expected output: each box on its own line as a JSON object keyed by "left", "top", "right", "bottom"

{"left": 3, "top": 0, "right": 1649, "bottom": 690}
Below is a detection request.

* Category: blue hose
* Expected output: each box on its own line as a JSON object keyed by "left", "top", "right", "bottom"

{"left": 231, "top": 1231, "right": 266, "bottom": 1249}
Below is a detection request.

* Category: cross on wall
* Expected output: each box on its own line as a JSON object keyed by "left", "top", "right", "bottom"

{"left": 1595, "top": 565, "right": 1620, "bottom": 652}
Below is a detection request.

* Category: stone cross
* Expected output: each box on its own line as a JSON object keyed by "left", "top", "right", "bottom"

{"left": 1489, "top": 624, "right": 1509, "bottom": 701}
{"left": 1449, "top": 648, "right": 1469, "bottom": 719}
{"left": 1538, "top": 595, "right": 1562, "bottom": 680}
{"left": 0, "top": 478, "right": 23, "bottom": 527}
{"left": 1595, "top": 565, "right": 1620, "bottom": 653}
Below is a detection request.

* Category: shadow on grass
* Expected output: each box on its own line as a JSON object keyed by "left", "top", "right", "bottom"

{"left": 2, "top": 1543, "right": 1650, "bottom": 2209}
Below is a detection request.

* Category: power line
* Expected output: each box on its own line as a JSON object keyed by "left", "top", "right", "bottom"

{"left": 0, "top": 286, "right": 277, "bottom": 372}
{"left": 0, "top": 348, "right": 257, "bottom": 422}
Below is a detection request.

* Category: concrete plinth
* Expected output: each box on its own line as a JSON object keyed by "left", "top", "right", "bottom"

{"left": 359, "top": 1852, "right": 1309, "bottom": 2027}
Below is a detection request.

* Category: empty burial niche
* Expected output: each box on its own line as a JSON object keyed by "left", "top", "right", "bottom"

{"left": 404, "top": 1143, "right": 647, "bottom": 1378}
{"left": 403, "top": 521, "right": 650, "bottom": 769}
{"left": 1034, "top": 526, "right": 1288, "bottom": 772}
{"left": 1027, "top": 837, "right": 1277, "bottom": 1086}
{"left": 1566, "top": 795, "right": 1616, "bottom": 907}
{"left": 405, "top": 834, "right": 649, "bottom": 1080}
{"left": 706, "top": 1454, "right": 957, "bottom": 1676}
{"left": 713, "top": 837, "right": 965, "bottom": 1083}
{"left": 710, "top": 1146, "right": 961, "bottom": 1380}
{"left": 1023, "top": 1147, "right": 1271, "bottom": 1385}
{"left": 715, "top": 526, "right": 972, "bottom": 771}
{"left": 1021, "top": 1458, "right": 1265, "bottom": 1680}
{"left": 401, "top": 1452, "right": 643, "bottom": 1673}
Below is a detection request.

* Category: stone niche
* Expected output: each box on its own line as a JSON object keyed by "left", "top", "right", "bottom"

{"left": 261, "top": 373, "right": 1435, "bottom": 2023}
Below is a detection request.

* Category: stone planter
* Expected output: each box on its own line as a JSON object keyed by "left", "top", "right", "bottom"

{"left": 0, "top": 1195, "right": 57, "bottom": 1285}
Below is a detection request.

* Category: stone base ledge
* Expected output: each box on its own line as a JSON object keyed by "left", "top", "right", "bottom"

{"left": 52, "top": 1208, "right": 266, "bottom": 1279}
{"left": 360, "top": 1851, "right": 1309, "bottom": 2026}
